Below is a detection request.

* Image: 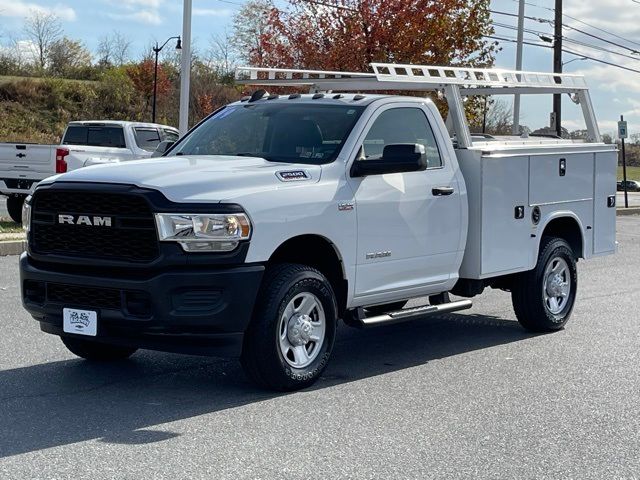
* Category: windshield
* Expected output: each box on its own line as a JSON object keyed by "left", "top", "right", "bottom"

{"left": 172, "top": 103, "right": 365, "bottom": 164}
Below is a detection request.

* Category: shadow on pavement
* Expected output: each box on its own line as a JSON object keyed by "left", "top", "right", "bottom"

{"left": 0, "top": 312, "right": 535, "bottom": 458}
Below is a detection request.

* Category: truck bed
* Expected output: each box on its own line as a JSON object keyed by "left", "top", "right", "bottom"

{"left": 0, "top": 143, "right": 56, "bottom": 195}
{"left": 456, "top": 142, "right": 617, "bottom": 280}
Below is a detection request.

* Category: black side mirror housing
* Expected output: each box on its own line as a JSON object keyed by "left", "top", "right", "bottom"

{"left": 350, "top": 143, "right": 427, "bottom": 177}
{"left": 152, "top": 140, "right": 176, "bottom": 157}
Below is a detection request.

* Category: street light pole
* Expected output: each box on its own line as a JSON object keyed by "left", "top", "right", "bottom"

{"left": 179, "top": 0, "right": 193, "bottom": 137}
{"left": 152, "top": 36, "right": 181, "bottom": 124}
{"left": 512, "top": 0, "right": 525, "bottom": 135}
{"left": 152, "top": 46, "right": 159, "bottom": 123}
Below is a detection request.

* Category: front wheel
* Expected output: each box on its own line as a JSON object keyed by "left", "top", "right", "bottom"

{"left": 511, "top": 237, "right": 577, "bottom": 332}
{"left": 61, "top": 337, "right": 138, "bottom": 360}
{"left": 241, "top": 264, "right": 337, "bottom": 391}
{"left": 6, "top": 195, "right": 25, "bottom": 224}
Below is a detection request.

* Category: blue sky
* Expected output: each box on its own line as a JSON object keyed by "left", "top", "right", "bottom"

{"left": 1, "top": 0, "right": 639, "bottom": 136}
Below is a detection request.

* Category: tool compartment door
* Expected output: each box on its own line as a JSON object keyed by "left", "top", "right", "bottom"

{"left": 480, "top": 154, "right": 531, "bottom": 276}
{"left": 593, "top": 151, "right": 617, "bottom": 255}
{"left": 529, "top": 153, "right": 594, "bottom": 206}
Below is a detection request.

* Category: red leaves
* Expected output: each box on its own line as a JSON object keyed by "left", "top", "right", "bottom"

{"left": 255, "top": 0, "right": 496, "bottom": 72}
{"left": 125, "top": 59, "right": 171, "bottom": 100}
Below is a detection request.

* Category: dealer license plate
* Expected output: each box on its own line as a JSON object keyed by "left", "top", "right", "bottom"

{"left": 63, "top": 308, "right": 97, "bottom": 336}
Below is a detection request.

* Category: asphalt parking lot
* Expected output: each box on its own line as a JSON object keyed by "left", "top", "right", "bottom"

{"left": 0, "top": 217, "right": 639, "bottom": 479}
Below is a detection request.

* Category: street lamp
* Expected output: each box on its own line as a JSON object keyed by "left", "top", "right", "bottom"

{"left": 563, "top": 57, "right": 587, "bottom": 66}
{"left": 152, "top": 35, "right": 181, "bottom": 124}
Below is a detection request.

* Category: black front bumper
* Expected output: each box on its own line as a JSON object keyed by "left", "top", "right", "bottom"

{"left": 20, "top": 253, "right": 265, "bottom": 357}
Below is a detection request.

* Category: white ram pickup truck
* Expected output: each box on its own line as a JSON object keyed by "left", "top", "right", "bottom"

{"left": 20, "top": 64, "right": 617, "bottom": 391}
{"left": 0, "top": 120, "right": 178, "bottom": 222}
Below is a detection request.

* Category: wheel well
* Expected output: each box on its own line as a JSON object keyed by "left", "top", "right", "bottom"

{"left": 542, "top": 217, "right": 583, "bottom": 258}
{"left": 268, "top": 235, "right": 348, "bottom": 315}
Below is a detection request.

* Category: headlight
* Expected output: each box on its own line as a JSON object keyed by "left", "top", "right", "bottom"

{"left": 22, "top": 195, "right": 32, "bottom": 233}
{"left": 155, "top": 213, "right": 251, "bottom": 252}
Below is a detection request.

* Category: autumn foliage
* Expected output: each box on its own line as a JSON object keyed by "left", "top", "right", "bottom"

{"left": 125, "top": 59, "right": 171, "bottom": 101}
{"left": 256, "top": 0, "right": 496, "bottom": 72}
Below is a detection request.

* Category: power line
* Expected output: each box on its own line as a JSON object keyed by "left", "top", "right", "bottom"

{"left": 487, "top": 35, "right": 640, "bottom": 74}
{"left": 493, "top": 22, "right": 640, "bottom": 62}
{"left": 298, "top": 0, "right": 358, "bottom": 11}
{"left": 505, "top": 0, "right": 640, "bottom": 49}
{"left": 490, "top": 9, "right": 640, "bottom": 55}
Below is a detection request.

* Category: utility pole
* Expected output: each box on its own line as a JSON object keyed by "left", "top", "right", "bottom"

{"left": 512, "top": 0, "right": 525, "bottom": 135}
{"left": 553, "top": 0, "right": 563, "bottom": 137}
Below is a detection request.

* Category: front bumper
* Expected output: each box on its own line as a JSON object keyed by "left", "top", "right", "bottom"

{"left": 20, "top": 253, "right": 265, "bottom": 357}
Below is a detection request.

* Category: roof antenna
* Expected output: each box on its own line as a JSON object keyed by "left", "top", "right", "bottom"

{"left": 249, "top": 89, "right": 268, "bottom": 102}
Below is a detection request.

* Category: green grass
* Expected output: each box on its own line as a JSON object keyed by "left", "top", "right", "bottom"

{"left": 0, "top": 221, "right": 23, "bottom": 234}
{"left": 618, "top": 166, "right": 640, "bottom": 181}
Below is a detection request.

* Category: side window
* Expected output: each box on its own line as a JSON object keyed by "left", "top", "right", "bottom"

{"left": 362, "top": 107, "right": 442, "bottom": 168}
{"left": 134, "top": 128, "right": 162, "bottom": 151}
{"left": 163, "top": 129, "right": 179, "bottom": 142}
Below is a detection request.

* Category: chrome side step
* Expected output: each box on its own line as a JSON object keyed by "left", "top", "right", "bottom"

{"left": 345, "top": 299, "right": 473, "bottom": 328}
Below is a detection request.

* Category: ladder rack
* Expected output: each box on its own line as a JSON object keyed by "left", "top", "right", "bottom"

{"left": 235, "top": 63, "right": 601, "bottom": 146}
{"left": 236, "top": 63, "right": 588, "bottom": 95}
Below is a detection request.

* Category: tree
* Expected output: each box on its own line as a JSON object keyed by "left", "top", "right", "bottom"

{"left": 257, "top": 0, "right": 496, "bottom": 72}
{"left": 97, "top": 31, "right": 131, "bottom": 67}
{"left": 468, "top": 98, "right": 526, "bottom": 136}
{"left": 126, "top": 59, "right": 172, "bottom": 119}
{"left": 208, "top": 31, "right": 239, "bottom": 80}
{"left": 47, "top": 37, "right": 92, "bottom": 77}
{"left": 24, "top": 11, "right": 63, "bottom": 70}
{"left": 232, "top": 0, "right": 274, "bottom": 66}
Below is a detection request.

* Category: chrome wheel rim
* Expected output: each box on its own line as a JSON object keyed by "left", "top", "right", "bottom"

{"left": 278, "top": 292, "right": 326, "bottom": 369}
{"left": 543, "top": 257, "right": 571, "bottom": 315}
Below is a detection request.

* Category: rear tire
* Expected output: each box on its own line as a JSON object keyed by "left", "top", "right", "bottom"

{"left": 241, "top": 263, "right": 337, "bottom": 391}
{"left": 511, "top": 237, "right": 577, "bottom": 332}
{"left": 61, "top": 337, "right": 138, "bottom": 361}
{"left": 6, "top": 195, "right": 25, "bottom": 224}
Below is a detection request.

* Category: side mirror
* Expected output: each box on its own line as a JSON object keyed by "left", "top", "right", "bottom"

{"left": 350, "top": 143, "right": 427, "bottom": 177}
{"left": 151, "top": 140, "right": 175, "bottom": 157}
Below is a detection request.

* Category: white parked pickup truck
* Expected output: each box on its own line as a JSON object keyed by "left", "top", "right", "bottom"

{"left": 0, "top": 120, "right": 178, "bottom": 222}
{"left": 20, "top": 64, "right": 617, "bottom": 391}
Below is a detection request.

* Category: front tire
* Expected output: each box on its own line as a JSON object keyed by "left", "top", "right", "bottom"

{"left": 6, "top": 195, "right": 25, "bottom": 224}
{"left": 61, "top": 337, "right": 138, "bottom": 361}
{"left": 511, "top": 237, "right": 577, "bottom": 332}
{"left": 241, "top": 263, "right": 337, "bottom": 391}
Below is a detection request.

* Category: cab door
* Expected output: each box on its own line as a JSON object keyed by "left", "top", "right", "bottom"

{"left": 348, "top": 104, "right": 463, "bottom": 301}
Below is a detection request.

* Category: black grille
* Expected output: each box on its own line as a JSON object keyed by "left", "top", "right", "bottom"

{"left": 47, "top": 283, "right": 122, "bottom": 310}
{"left": 31, "top": 190, "right": 159, "bottom": 262}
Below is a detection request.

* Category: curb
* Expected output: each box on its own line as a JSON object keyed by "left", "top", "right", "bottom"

{"left": 0, "top": 240, "right": 26, "bottom": 256}
{"left": 617, "top": 207, "right": 640, "bottom": 216}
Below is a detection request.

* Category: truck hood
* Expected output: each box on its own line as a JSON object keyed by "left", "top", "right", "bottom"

{"left": 43, "top": 155, "right": 322, "bottom": 203}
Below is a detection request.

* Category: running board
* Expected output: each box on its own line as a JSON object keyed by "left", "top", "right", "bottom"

{"left": 344, "top": 300, "right": 473, "bottom": 328}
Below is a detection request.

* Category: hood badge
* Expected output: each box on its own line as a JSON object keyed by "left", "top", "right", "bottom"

{"left": 276, "top": 170, "right": 310, "bottom": 182}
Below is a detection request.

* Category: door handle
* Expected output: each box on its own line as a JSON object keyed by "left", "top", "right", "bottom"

{"left": 432, "top": 186, "right": 454, "bottom": 196}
